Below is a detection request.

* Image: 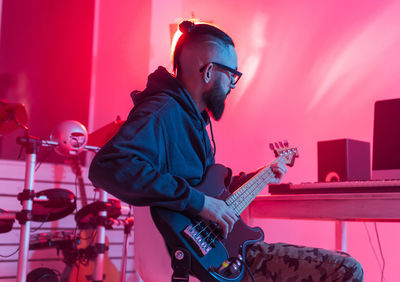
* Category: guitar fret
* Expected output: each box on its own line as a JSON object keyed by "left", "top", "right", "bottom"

{"left": 228, "top": 167, "right": 276, "bottom": 215}
{"left": 226, "top": 147, "right": 298, "bottom": 216}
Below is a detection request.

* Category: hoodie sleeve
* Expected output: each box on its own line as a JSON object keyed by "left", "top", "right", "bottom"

{"left": 88, "top": 111, "right": 205, "bottom": 215}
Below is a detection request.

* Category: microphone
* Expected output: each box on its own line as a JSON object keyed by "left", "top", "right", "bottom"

{"left": 50, "top": 120, "right": 88, "bottom": 157}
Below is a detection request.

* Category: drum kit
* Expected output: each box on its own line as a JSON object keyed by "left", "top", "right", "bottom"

{"left": 0, "top": 100, "right": 131, "bottom": 282}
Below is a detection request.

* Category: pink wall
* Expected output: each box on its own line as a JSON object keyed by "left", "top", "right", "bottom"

{"left": 178, "top": 0, "right": 400, "bottom": 281}
{"left": 88, "top": 1, "right": 151, "bottom": 133}
{"left": 180, "top": 0, "right": 400, "bottom": 181}
{"left": 0, "top": 0, "right": 94, "bottom": 161}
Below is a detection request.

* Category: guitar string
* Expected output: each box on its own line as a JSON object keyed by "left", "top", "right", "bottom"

{"left": 190, "top": 220, "right": 217, "bottom": 248}
{"left": 200, "top": 222, "right": 221, "bottom": 245}
{"left": 234, "top": 169, "right": 272, "bottom": 204}
{"left": 191, "top": 170, "right": 277, "bottom": 244}
{"left": 229, "top": 155, "right": 288, "bottom": 214}
{"left": 229, "top": 169, "right": 276, "bottom": 215}
{"left": 190, "top": 155, "right": 289, "bottom": 246}
{"left": 227, "top": 161, "right": 278, "bottom": 208}
{"left": 195, "top": 167, "right": 280, "bottom": 243}
{"left": 208, "top": 228, "right": 220, "bottom": 245}
{"left": 191, "top": 219, "right": 221, "bottom": 245}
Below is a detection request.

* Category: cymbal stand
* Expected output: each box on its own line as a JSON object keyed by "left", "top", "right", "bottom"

{"left": 16, "top": 135, "right": 36, "bottom": 282}
{"left": 12, "top": 135, "right": 99, "bottom": 282}
{"left": 120, "top": 214, "right": 134, "bottom": 282}
{"left": 93, "top": 188, "right": 107, "bottom": 282}
{"left": 15, "top": 135, "right": 57, "bottom": 282}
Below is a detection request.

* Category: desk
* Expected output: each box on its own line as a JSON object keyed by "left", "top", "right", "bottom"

{"left": 249, "top": 193, "right": 400, "bottom": 250}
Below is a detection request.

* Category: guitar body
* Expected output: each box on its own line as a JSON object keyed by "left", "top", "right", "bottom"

{"left": 67, "top": 230, "right": 120, "bottom": 282}
{"left": 151, "top": 164, "right": 264, "bottom": 282}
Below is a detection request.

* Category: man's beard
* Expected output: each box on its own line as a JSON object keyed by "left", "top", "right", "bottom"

{"left": 204, "top": 83, "right": 227, "bottom": 121}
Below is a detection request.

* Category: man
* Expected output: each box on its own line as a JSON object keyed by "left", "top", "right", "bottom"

{"left": 89, "top": 20, "right": 363, "bottom": 281}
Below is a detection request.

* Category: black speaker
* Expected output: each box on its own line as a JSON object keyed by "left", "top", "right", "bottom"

{"left": 372, "top": 98, "right": 400, "bottom": 179}
{"left": 317, "top": 139, "right": 370, "bottom": 182}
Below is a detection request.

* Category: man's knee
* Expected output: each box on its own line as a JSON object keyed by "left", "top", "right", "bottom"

{"left": 343, "top": 256, "right": 364, "bottom": 281}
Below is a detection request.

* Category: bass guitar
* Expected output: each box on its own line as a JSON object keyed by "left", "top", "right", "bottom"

{"left": 151, "top": 142, "right": 298, "bottom": 281}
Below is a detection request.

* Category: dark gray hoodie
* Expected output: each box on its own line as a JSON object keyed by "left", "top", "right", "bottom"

{"left": 89, "top": 66, "right": 215, "bottom": 214}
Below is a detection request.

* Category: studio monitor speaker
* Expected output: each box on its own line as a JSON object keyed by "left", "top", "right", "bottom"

{"left": 317, "top": 139, "right": 370, "bottom": 182}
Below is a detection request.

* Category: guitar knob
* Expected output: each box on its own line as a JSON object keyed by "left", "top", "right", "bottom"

{"left": 216, "top": 257, "right": 242, "bottom": 276}
{"left": 229, "top": 259, "right": 241, "bottom": 274}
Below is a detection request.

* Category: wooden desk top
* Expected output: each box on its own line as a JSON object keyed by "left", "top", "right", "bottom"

{"left": 249, "top": 193, "right": 400, "bottom": 222}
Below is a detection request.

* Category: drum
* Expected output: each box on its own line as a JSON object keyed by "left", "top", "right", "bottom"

{"left": 75, "top": 198, "right": 121, "bottom": 229}
{"left": 30, "top": 188, "right": 76, "bottom": 222}
{"left": 29, "top": 230, "right": 77, "bottom": 250}
{"left": 0, "top": 208, "right": 15, "bottom": 233}
{"left": 27, "top": 267, "right": 60, "bottom": 282}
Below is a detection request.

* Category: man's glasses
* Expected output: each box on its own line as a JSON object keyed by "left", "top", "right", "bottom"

{"left": 199, "top": 62, "right": 242, "bottom": 85}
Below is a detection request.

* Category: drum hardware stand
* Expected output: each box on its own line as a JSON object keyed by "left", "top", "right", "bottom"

{"left": 12, "top": 134, "right": 60, "bottom": 282}
{"left": 0, "top": 104, "right": 107, "bottom": 281}
{"left": 16, "top": 134, "right": 37, "bottom": 282}
{"left": 0, "top": 134, "right": 82, "bottom": 282}
{"left": 12, "top": 134, "right": 98, "bottom": 282}
{"left": 92, "top": 188, "right": 108, "bottom": 282}
{"left": 67, "top": 149, "right": 114, "bottom": 282}
{"left": 120, "top": 214, "right": 134, "bottom": 282}
{"left": 82, "top": 190, "right": 134, "bottom": 282}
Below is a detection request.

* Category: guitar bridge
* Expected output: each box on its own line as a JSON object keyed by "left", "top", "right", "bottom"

{"left": 182, "top": 224, "right": 215, "bottom": 257}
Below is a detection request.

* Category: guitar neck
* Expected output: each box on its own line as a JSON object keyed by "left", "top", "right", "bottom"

{"left": 225, "top": 157, "right": 286, "bottom": 215}
{"left": 225, "top": 144, "right": 299, "bottom": 215}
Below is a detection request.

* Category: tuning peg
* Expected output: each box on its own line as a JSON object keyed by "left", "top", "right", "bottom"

{"left": 269, "top": 143, "right": 275, "bottom": 151}
{"left": 274, "top": 142, "right": 280, "bottom": 148}
{"left": 279, "top": 141, "right": 284, "bottom": 148}
{"left": 284, "top": 140, "right": 289, "bottom": 147}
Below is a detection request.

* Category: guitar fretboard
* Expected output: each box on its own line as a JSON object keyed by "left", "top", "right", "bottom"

{"left": 226, "top": 167, "right": 275, "bottom": 215}
{"left": 225, "top": 145, "right": 298, "bottom": 215}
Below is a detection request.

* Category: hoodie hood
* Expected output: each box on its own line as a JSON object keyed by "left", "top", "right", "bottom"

{"left": 131, "top": 66, "right": 210, "bottom": 124}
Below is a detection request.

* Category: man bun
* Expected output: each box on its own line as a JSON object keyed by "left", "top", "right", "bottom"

{"left": 173, "top": 20, "right": 234, "bottom": 73}
{"left": 179, "top": 20, "right": 195, "bottom": 34}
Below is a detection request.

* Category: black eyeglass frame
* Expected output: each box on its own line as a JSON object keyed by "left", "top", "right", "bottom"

{"left": 199, "top": 62, "right": 242, "bottom": 85}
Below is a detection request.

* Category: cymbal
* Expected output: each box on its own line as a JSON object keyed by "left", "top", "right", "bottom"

{"left": 0, "top": 100, "right": 28, "bottom": 135}
{"left": 87, "top": 119, "right": 125, "bottom": 147}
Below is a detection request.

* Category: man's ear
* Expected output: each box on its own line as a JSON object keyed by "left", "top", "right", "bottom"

{"left": 202, "top": 63, "right": 213, "bottom": 84}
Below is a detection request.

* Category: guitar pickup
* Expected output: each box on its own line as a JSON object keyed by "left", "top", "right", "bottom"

{"left": 183, "top": 225, "right": 213, "bottom": 257}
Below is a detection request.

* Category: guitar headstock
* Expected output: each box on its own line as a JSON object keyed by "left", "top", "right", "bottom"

{"left": 269, "top": 141, "right": 299, "bottom": 167}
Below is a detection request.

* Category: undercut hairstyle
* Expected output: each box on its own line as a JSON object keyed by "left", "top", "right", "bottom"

{"left": 173, "top": 21, "right": 235, "bottom": 75}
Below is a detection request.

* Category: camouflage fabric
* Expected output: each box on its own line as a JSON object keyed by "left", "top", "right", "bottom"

{"left": 242, "top": 242, "right": 364, "bottom": 282}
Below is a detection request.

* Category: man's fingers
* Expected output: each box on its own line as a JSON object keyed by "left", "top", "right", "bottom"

{"left": 199, "top": 195, "right": 239, "bottom": 238}
{"left": 218, "top": 219, "right": 228, "bottom": 238}
{"left": 270, "top": 162, "right": 287, "bottom": 182}
{"left": 215, "top": 211, "right": 237, "bottom": 238}
{"left": 222, "top": 215, "right": 233, "bottom": 234}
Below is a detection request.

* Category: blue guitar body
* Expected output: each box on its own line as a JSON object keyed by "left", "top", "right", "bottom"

{"left": 150, "top": 164, "right": 264, "bottom": 282}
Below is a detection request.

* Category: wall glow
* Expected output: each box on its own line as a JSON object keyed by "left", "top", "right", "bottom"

{"left": 179, "top": 1, "right": 400, "bottom": 281}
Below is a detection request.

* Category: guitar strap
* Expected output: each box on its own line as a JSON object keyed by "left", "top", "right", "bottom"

{"left": 171, "top": 247, "right": 191, "bottom": 282}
